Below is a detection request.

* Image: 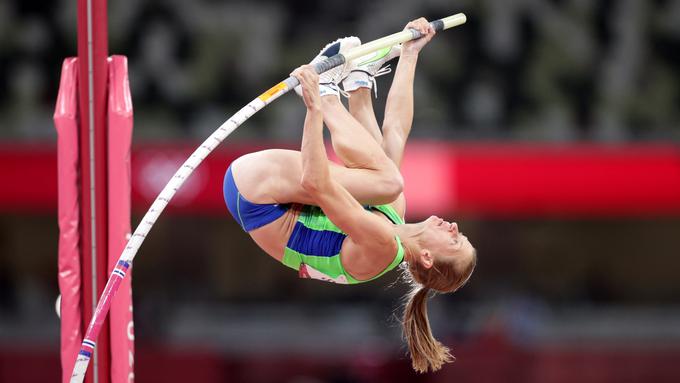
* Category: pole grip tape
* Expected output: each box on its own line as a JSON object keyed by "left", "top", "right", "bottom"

{"left": 431, "top": 19, "right": 445, "bottom": 32}
{"left": 408, "top": 19, "right": 446, "bottom": 40}
{"left": 285, "top": 54, "right": 348, "bottom": 88}
{"left": 313, "top": 54, "right": 347, "bottom": 75}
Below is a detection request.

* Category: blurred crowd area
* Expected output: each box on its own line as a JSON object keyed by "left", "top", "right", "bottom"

{"left": 1, "top": 0, "right": 680, "bottom": 142}
{"left": 2, "top": 214, "right": 680, "bottom": 381}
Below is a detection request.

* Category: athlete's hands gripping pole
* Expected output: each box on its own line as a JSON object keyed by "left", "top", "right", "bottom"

{"left": 291, "top": 65, "right": 322, "bottom": 112}
{"left": 402, "top": 18, "right": 437, "bottom": 56}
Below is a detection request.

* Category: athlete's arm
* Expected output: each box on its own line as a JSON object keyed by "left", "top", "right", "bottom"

{"left": 291, "top": 66, "right": 397, "bottom": 254}
{"left": 382, "top": 18, "right": 435, "bottom": 168}
{"left": 382, "top": 18, "right": 436, "bottom": 217}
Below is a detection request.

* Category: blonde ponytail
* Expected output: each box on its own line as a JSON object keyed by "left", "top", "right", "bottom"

{"left": 402, "top": 285, "right": 453, "bottom": 373}
{"left": 400, "top": 248, "right": 476, "bottom": 373}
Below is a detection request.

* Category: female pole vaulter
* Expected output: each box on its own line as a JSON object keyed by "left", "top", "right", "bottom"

{"left": 223, "top": 18, "right": 476, "bottom": 373}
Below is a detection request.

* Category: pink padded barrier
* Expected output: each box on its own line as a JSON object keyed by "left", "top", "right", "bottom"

{"left": 107, "top": 55, "right": 135, "bottom": 383}
{"left": 54, "top": 57, "right": 83, "bottom": 383}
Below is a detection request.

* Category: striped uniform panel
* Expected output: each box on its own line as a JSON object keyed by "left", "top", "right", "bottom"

{"left": 282, "top": 204, "right": 405, "bottom": 284}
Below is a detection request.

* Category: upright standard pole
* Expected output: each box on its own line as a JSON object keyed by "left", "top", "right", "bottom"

{"left": 77, "top": 0, "right": 110, "bottom": 382}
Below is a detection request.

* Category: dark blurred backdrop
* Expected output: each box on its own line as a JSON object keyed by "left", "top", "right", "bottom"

{"left": 1, "top": 0, "right": 680, "bottom": 382}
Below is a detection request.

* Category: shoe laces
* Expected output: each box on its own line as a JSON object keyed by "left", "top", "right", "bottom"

{"left": 339, "top": 87, "right": 351, "bottom": 99}
{"left": 370, "top": 64, "right": 392, "bottom": 98}
{"left": 321, "top": 82, "right": 350, "bottom": 99}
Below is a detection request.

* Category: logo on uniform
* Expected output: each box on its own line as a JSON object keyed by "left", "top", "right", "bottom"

{"left": 299, "top": 263, "right": 348, "bottom": 284}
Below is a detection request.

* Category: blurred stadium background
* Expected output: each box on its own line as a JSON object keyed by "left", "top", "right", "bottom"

{"left": 1, "top": 0, "right": 680, "bottom": 382}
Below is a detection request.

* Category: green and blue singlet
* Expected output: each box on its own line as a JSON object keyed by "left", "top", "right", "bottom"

{"left": 224, "top": 164, "right": 404, "bottom": 284}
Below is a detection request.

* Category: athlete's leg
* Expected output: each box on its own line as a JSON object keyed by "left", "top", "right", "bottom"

{"left": 346, "top": 88, "right": 382, "bottom": 144}
{"left": 229, "top": 37, "right": 407, "bottom": 207}
{"left": 342, "top": 49, "right": 411, "bottom": 216}
{"left": 237, "top": 88, "right": 403, "bottom": 206}
{"left": 341, "top": 37, "right": 425, "bottom": 169}
{"left": 344, "top": 55, "right": 417, "bottom": 169}
{"left": 230, "top": 148, "right": 401, "bottom": 206}
{"left": 320, "top": 94, "right": 397, "bottom": 175}
{"left": 342, "top": 45, "right": 401, "bottom": 146}
{"left": 290, "top": 35, "right": 399, "bottom": 185}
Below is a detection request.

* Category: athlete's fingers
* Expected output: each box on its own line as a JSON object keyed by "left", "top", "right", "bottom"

{"left": 293, "top": 65, "right": 321, "bottom": 110}
{"left": 301, "top": 66, "right": 319, "bottom": 83}
{"left": 406, "top": 18, "right": 430, "bottom": 35}
{"left": 290, "top": 66, "right": 305, "bottom": 80}
{"left": 292, "top": 65, "right": 319, "bottom": 87}
{"left": 298, "top": 70, "right": 318, "bottom": 90}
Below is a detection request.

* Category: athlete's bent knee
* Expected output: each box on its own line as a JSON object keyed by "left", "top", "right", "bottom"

{"left": 379, "top": 168, "right": 404, "bottom": 202}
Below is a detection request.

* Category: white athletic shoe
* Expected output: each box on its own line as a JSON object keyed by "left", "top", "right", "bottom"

{"left": 342, "top": 44, "right": 401, "bottom": 96}
{"left": 295, "top": 36, "right": 361, "bottom": 98}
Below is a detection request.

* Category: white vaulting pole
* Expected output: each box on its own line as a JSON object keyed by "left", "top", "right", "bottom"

{"left": 69, "top": 13, "right": 466, "bottom": 382}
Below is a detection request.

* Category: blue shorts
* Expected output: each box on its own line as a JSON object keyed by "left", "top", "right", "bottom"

{"left": 223, "top": 165, "right": 290, "bottom": 232}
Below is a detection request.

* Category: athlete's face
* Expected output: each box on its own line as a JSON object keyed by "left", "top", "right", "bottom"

{"left": 420, "top": 216, "right": 474, "bottom": 265}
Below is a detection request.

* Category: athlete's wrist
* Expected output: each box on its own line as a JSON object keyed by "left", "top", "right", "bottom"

{"left": 306, "top": 105, "right": 322, "bottom": 114}
{"left": 400, "top": 52, "right": 419, "bottom": 62}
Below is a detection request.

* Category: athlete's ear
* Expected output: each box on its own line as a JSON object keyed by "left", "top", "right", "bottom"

{"left": 419, "top": 249, "right": 434, "bottom": 269}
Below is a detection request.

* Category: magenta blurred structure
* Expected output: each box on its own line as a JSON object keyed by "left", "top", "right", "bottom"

{"left": 54, "top": 56, "right": 83, "bottom": 382}
{"left": 2, "top": 142, "right": 679, "bottom": 219}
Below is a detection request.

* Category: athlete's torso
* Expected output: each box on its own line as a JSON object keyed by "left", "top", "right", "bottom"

{"left": 249, "top": 204, "right": 402, "bottom": 282}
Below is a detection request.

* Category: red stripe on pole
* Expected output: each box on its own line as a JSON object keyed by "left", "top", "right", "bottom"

{"left": 77, "top": 0, "right": 110, "bottom": 382}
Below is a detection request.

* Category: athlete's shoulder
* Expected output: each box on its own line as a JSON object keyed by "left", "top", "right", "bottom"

{"left": 340, "top": 233, "right": 399, "bottom": 282}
